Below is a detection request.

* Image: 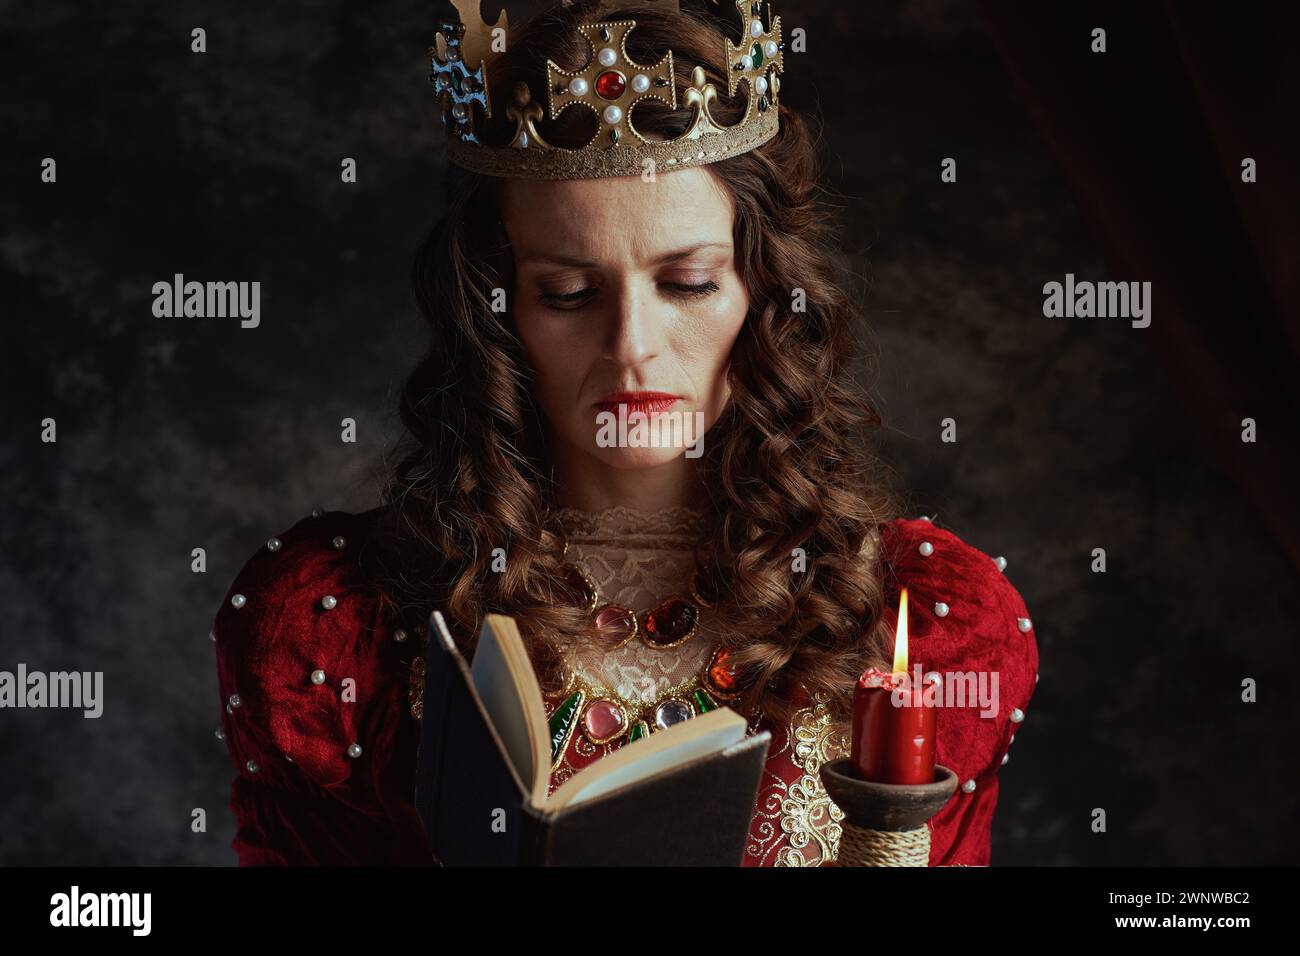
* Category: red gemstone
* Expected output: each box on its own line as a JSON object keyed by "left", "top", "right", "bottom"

{"left": 594, "top": 70, "right": 627, "bottom": 99}
{"left": 594, "top": 604, "right": 637, "bottom": 647}
{"left": 643, "top": 598, "right": 698, "bottom": 646}
{"left": 582, "top": 699, "right": 627, "bottom": 744}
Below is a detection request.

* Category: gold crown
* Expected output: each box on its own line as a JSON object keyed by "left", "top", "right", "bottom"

{"left": 430, "top": 0, "right": 786, "bottom": 179}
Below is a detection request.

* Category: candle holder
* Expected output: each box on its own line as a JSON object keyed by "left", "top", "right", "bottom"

{"left": 819, "top": 758, "right": 958, "bottom": 866}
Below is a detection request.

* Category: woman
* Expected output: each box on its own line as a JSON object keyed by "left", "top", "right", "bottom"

{"left": 213, "top": 0, "right": 1037, "bottom": 866}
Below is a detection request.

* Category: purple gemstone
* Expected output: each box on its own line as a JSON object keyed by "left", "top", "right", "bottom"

{"left": 654, "top": 698, "right": 693, "bottom": 729}
{"left": 594, "top": 605, "right": 637, "bottom": 647}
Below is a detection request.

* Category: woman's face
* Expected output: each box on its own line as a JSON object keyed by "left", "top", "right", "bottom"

{"left": 500, "top": 167, "right": 749, "bottom": 473}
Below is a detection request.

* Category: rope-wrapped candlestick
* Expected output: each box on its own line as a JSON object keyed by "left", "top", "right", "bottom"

{"left": 820, "top": 759, "right": 958, "bottom": 866}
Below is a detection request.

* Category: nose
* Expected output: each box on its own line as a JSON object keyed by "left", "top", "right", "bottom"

{"left": 601, "top": 277, "right": 665, "bottom": 367}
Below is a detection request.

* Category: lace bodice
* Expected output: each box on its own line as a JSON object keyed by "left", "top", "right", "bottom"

{"left": 552, "top": 504, "right": 716, "bottom": 707}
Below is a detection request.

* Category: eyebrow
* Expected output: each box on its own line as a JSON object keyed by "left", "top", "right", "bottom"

{"left": 515, "top": 241, "right": 732, "bottom": 268}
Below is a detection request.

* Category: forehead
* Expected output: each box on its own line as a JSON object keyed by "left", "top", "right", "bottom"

{"left": 500, "top": 166, "right": 734, "bottom": 263}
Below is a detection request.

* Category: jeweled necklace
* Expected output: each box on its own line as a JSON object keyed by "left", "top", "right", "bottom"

{"left": 538, "top": 537, "right": 740, "bottom": 765}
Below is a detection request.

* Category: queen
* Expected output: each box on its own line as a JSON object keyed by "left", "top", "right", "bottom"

{"left": 212, "top": 0, "right": 1038, "bottom": 866}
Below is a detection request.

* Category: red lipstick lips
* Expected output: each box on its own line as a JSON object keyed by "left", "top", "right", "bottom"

{"left": 594, "top": 391, "right": 680, "bottom": 416}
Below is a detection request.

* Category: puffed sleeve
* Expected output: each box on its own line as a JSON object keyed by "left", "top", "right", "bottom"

{"left": 212, "top": 510, "right": 433, "bottom": 865}
{"left": 879, "top": 517, "right": 1039, "bottom": 866}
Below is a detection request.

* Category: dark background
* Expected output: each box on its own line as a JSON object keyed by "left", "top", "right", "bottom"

{"left": 1, "top": 0, "right": 1295, "bottom": 865}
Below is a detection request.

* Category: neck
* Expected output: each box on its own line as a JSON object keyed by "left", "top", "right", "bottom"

{"left": 552, "top": 447, "right": 706, "bottom": 513}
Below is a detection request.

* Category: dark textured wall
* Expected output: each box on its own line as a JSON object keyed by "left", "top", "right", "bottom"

{"left": 1, "top": 1, "right": 1294, "bottom": 865}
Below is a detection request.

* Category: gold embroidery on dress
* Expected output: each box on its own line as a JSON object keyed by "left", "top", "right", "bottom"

{"left": 774, "top": 691, "right": 849, "bottom": 867}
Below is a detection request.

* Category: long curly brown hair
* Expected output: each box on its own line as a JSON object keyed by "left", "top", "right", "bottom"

{"left": 368, "top": 0, "right": 905, "bottom": 728}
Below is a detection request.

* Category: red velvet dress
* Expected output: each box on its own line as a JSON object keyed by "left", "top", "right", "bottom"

{"left": 213, "top": 509, "right": 1038, "bottom": 866}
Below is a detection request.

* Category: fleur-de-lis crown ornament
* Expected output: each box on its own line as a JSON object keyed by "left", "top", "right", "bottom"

{"left": 430, "top": 0, "right": 786, "bottom": 179}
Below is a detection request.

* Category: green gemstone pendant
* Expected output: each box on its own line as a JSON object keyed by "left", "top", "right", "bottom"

{"left": 548, "top": 690, "right": 584, "bottom": 767}
{"left": 628, "top": 719, "right": 649, "bottom": 743}
{"left": 751, "top": 43, "right": 764, "bottom": 68}
{"left": 694, "top": 688, "right": 718, "bottom": 714}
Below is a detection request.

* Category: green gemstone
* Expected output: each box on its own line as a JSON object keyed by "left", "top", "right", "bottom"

{"left": 450, "top": 70, "right": 463, "bottom": 94}
{"left": 694, "top": 688, "right": 718, "bottom": 713}
{"left": 548, "top": 690, "right": 584, "bottom": 764}
{"left": 628, "top": 719, "right": 649, "bottom": 743}
{"left": 751, "top": 43, "right": 763, "bottom": 68}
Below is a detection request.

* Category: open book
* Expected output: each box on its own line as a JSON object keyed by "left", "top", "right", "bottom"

{"left": 415, "top": 612, "right": 771, "bottom": 865}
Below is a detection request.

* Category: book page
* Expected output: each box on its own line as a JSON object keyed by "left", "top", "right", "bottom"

{"left": 469, "top": 618, "right": 536, "bottom": 789}
{"left": 548, "top": 707, "right": 747, "bottom": 810}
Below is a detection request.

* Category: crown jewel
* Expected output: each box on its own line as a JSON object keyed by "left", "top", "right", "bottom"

{"left": 430, "top": 0, "right": 786, "bottom": 180}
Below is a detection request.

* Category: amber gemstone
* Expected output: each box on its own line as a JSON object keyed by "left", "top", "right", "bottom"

{"left": 706, "top": 646, "right": 739, "bottom": 696}
{"left": 593, "top": 604, "right": 637, "bottom": 647}
{"left": 582, "top": 699, "right": 627, "bottom": 744}
{"left": 643, "top": 598, "right": 698, "bottom": 646}
{"left": 594, "top": 69, "right": 627, "bottom": 99}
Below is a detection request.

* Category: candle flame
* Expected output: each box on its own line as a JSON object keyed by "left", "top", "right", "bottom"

{"left": 892, "top": 587, "right": 909, "bottom": 676}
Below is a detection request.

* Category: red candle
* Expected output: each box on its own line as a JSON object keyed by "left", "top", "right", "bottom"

{"left": 850, "top": 587, "right": 937, "bottom": 784}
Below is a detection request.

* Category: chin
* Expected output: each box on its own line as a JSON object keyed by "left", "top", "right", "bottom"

{"left": 589, "top": 444, "right": 695, "bottom": 471}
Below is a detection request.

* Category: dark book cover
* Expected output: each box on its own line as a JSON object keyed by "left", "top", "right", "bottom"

{"left": 414, "top": 616, "right": 772, "bottom": 866}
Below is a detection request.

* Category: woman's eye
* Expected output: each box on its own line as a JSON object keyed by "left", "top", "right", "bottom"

{"left": 538, "top": 288, "right": 596, "bottom": 309}
{"left": 664, "top": 280, "right": 720, "bottom": 298}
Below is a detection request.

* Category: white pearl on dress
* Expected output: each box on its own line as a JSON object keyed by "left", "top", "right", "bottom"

{"left": 347, "top": 743, "right": 363, "bottom": 759}
{"left": 394, "top": 628, "right": 408, "bottom": 643}
{"left": 231, "top": 594, "right": 246, "bottom": 609}
{"left": 311, "top": 669, "right": 326, "bottom": 686}
{"left": 1010, "top": 707, "right": 1025, "bottom": 723}
{"left": 754, "top": 76, "right": 768, "bottom": 94}
{"left": 597, "top": 47, "right": 619, "bottom": 67}
{"left": 631, "top": 73, "right": 650, "bottom": 93}
{"left": 750, "top": 19, "right": 764, "bottom": 38}
{"left": 961, "top": 778, "right": 976, "bottom": 793}
{"left": 321, "top": 595, "right": 338, "bottom": 610}
{"left": 919, "top": 541, "right": 934, "bottom": 557}
{"left": 228, "top": 694, "right": 242, "bottom": 709}
{"left": 451, "top": 102, "right": 467, "bottom": 120}
{"left": 332, "top": 536, "right": 346, "bottom": 549}
{"left": 1001, "top": 753, "right": 1010, "bottom": 766}
{"left": 603, "top": 104, "right": 623, "bottom": 125}
{"left": 934, "top": 602, "right": 949, "bottom": 617}
{"left": 209, "top": 630, "right": 215, "bottom": 642}
{"left": 765, "top": 39, "right": 779, "bottom": 58}
{"left": 246, "top": 760, "right": 259, "bottom": 773}
{"left": 1018, "top": 617, "right": 1032, "bottom": 632}
{"left": 267, "top": 538, "right": 282, "bottom": 552}
{"left": 994, "top": 556, "right": 1007, "bottom": 572}
{"left": 568, "top": 76, "right": 589, "bottom": 97}
{"left": 739, "top": 54, "right": 753, "bottom": 71}
{"left": 215, "top": 728, "right": 224, "bottom": 741}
